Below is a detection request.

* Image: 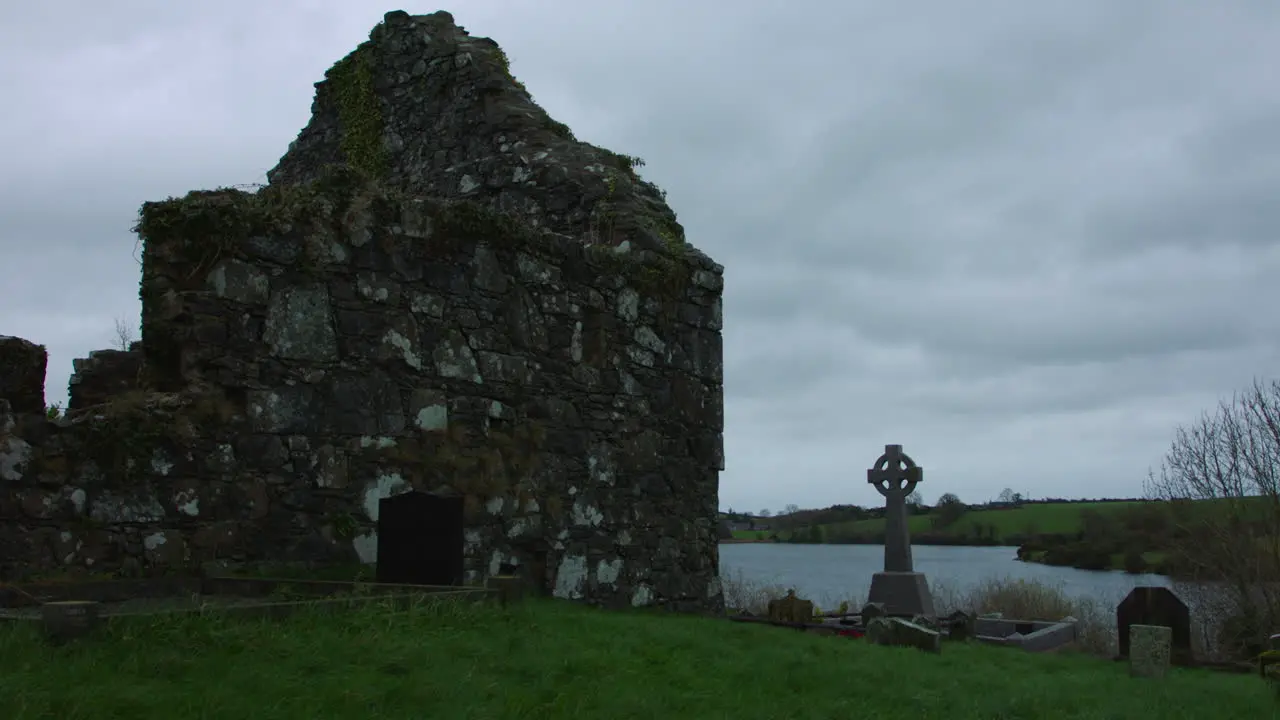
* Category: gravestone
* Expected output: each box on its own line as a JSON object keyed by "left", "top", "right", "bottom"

{"left": 486, "top": 575, "right": 526, "bottom": 606}
{"left": 865, "top": 445, "right": 936, "bottom": 617}
{"left": 1129, "top": 624, "right": 1173, "bottom": 678}
{"left": 41, "top": 601, "right": 100, "bottom": 644}
{"left": 860, "top": 601, "right": 888, "bottom": 622}
{"left": 1117, "top": 586, "right": 1192, "bottom": 666}
{"left": 942, "top": 610, "right": 974, "bottom": 641}
{"left": 768, "top": 589, "right": 815, "bottom": 623}
{"left": 376, "top": 491, "right": 465, "bottom": 586}
{"left": 866, "top": 617, "right": 942, "bottom": 653}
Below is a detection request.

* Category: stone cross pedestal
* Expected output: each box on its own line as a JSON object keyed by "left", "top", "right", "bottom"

{"left": 866, "top": 444, "right": 936, "bottom": 617}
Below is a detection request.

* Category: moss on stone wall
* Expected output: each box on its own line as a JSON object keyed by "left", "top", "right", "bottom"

{"left": 544, "top": 117, "right": 575, "bottom": 140}
{"left": 136, "top": 166, "right": 695, "bottom": 346}
{"left": 135, "top": 189, "right": 265, "bottom": 276}
{"left": 73, "top": 391, "right": 168, "bottom": 486}
{"left": 492, "top": 46, "right": 530, "bottom": 98}
{"left": 63, "top": 388, "right": 237, "bottom": 488}
{"left": 136, "top": 162, "right": 695, "bottom": 314}
{"left": 326, "top": 44, "right": 388, "bottom": 179}
{"left": 135, "top": 167, "right": 365, "bottom": 278}
{"left": 371, "top": 421, "right": 546, "bottom": 499}
{"left": 431, "top": 199, "right": 540, "bottom": 259}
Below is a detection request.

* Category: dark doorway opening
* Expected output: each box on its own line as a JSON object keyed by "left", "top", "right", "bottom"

{"left": 375, "top": 491, "right": 465, "bottom": 586}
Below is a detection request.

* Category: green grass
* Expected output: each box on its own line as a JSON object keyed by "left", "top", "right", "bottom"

{"left": 730, "top": 529, "right": 774, "bottom": 540}
{"left": 1, "top": 595, "right": 1275, "bottom": 719}
{"left": 823, "top": 501, "right": 1147, "bottom": 541}
{"left": 802, "top": 496, "right": 1278, "bottom": 545}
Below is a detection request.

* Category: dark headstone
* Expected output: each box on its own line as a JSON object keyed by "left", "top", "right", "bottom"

{"left": 41, "top": 600, "right": 100, "bottom": 644}
{"left": 376, "top": 491, "right": 465, "bottom": 586}
{"left": 486, "top": 575, "right": 526, "bottom": 606}
{"left": 1117, "top": 586, "right": 1192, "bottom": 666}
{"left": 860, "top": 601, "right": 888, "bottom": 621}
{"left": 943, "top": 610, "right": 974, "bottom": 641}
{"left": 767, "top": 589, "right": 815, "bottom": 623}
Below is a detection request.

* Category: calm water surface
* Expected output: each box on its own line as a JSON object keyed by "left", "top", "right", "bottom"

{"left": 718, "top": 543, "right": 1173, "bottom": 607}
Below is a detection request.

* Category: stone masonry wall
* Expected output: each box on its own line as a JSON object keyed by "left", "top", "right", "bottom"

{"left": 267, "top": 10, "right": 686, "bottom": 258}
{"left": 0, "top": 9, "right": 726, "bottom": 613}
{"left": 68, "top": 343, "right": 145, "bottom": 412}
{"left": 0, "top": 336, "right": 47, "bottom": 416}
{"left": 0, "top": 171, "right": 725, "bottom": 611}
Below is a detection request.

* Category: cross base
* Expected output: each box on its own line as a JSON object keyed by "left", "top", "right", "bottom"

{"left": 867, "top": 571, "right": 936, "bottom": 618}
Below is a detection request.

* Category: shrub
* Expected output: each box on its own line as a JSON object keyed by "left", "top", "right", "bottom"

{"left": 931, "top": 576, "right": 1118, "bottom": 656}
{"left": 719, "top": 569, "right": 789, "bottom": 616}
{"left": 1122, "top": 549, "right": 1147, "bottom": 574}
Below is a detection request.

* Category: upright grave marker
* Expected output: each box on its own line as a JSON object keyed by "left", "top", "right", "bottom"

{"left": 1117, "top": 586, "right": 1192, "bottom": 667}
{"left": 1129, "top": 624, "right": 1173, "bottom": 678}
{"left": 866, "top": 444, "right": 936, "bottom": 617}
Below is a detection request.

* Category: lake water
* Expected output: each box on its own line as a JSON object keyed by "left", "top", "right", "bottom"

{"left": 719, "top": 543, "right": 1173, "bottom": 609}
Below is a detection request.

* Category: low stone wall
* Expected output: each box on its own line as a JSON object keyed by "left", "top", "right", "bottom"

{"left": 0, "top": 336, "right": 47, "bottom": 416}
{"left": 68, "top": 344, "right": 145, "bottom": 412}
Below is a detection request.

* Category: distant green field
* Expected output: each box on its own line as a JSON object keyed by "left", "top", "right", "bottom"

{"left": 820, "top": 501, "right": 1145, "bottom": 540}
{"left": 728, "top": 497, "right": 1269, "bottom": 546}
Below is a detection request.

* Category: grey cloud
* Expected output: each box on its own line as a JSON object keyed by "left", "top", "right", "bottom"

{"left": 3, "top": 0, "right": 1279, "bottom": 512}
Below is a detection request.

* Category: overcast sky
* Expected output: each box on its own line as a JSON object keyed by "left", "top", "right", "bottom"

{"left": 3, "top": 1, "right": 1279, "bottom": 513}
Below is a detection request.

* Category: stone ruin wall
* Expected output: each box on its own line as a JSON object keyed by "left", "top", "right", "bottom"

{"left": 0, "top": 9, "right": 726, "bottom": 613}
{"left": 0, "top": 174, "right": 725, "bottom": 611}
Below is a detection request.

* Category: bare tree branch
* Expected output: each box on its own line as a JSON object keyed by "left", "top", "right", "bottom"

{"left": 112, "top": 317, "right": 136, "bottom": 351}
{"left": 1145, "top": 378, "right": 1280, "bottom": 658}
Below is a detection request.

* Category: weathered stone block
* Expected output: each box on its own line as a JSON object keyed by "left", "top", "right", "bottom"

{"left": 1129, "top": 624, "right": 1173, "bottom": 678}
{"left": 486, "top": 574, "right": 526, "bottom": 606}
{"left": 41, "top": 600, "right": 101, "bottom": 644}
{"left": 768, "top": 590, "right": 815, "bottom": 623}
{"left": 942, "top": 609, "right": 974, "bottom": 641}
{"left": 0, "top": 336, "right": 47, "bottom": 415}
{"left": 867, "top": 571, "right": 935, "bottom": 617}
{"left": 0, "top": 399, "right": 32, "bottom": 483}
{"left": 860, "top": 601, "right": 888, "bottom": 621}
{"left": 866, "top": 617, "right": 942, "bottom": 653}
{"left": 67, "top": 346, "right": 144, "bottom": 411}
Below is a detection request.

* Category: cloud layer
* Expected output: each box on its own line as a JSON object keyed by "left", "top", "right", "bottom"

{"left": 3, "top": 0, "right": 1278, "bottom": 511}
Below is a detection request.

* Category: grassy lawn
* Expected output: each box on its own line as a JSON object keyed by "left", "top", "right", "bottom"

{"left": 731, "top": 529, "right": 775, "bottom": 540}
{"left": 1, "top": 595, "right": 1275, "bottom": 719}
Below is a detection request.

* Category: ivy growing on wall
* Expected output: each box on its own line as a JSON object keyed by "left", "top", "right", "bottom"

{"left": 327, "top": 44, "right": 388, "bottom": 179}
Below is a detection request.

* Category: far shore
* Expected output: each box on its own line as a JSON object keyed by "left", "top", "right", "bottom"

{"left": 718, "top": 539, "right": 1183, "bottom": 577}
